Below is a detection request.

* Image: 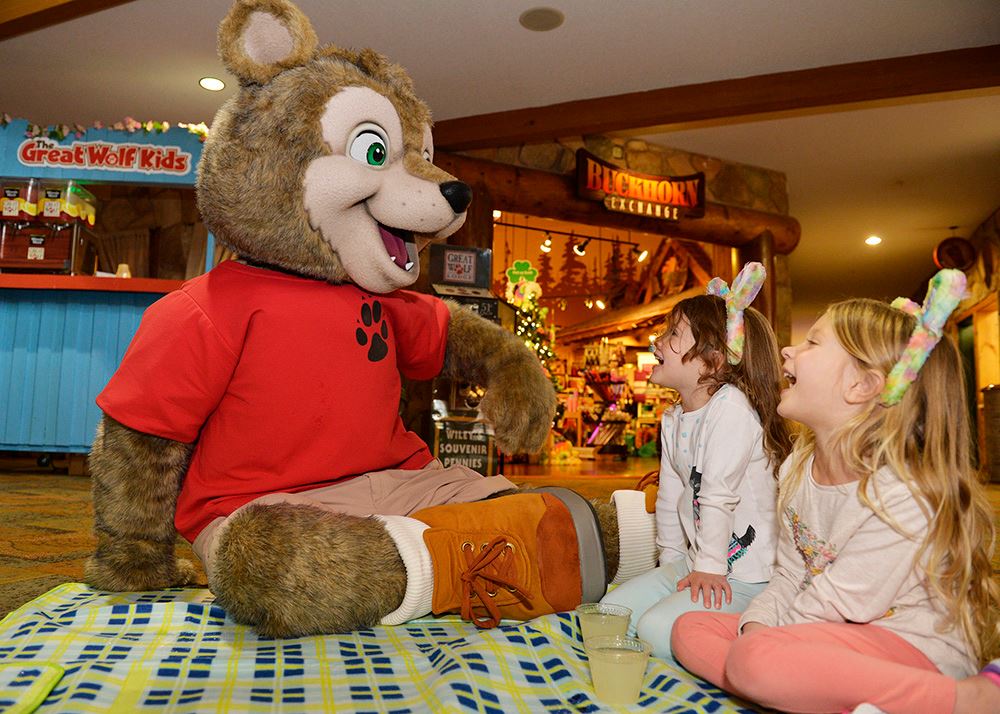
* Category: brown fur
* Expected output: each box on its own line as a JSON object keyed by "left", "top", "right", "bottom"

{"left": 87, "top": 0, "right": 630, "bottom": 637}
{"left": 210, "top": 503, "right": 406, "bottom": 638}
{"left": 200, "top": 12, "right": 440, "bottom": 283}
{"left": 591, "top": 501, "right": 620, "bottom": 584}
{"left": 85, "top": 416, "right": 197, "bottom": 590}
{"left": 217, "top": 0, "right": 318, "bottom": 86}
{"left": 443, "top": 301, "right": 557, "bottom": 454}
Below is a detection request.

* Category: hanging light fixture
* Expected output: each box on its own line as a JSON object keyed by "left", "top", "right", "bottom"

{"left": 540, "top": 232, "right": 553, "bottom": 253}
{"left": 573, "top": 237, "right": 591, "bottom": 256}
{"left": 632, "top": 245, "right": 648, "bottom": 262}
{"left": 595, "top": 298, "right": 606, "bottom": 310}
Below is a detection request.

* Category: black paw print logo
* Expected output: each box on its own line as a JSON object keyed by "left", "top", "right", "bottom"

{"left": 356, "top": 299, "right": 389, "bottom": 362}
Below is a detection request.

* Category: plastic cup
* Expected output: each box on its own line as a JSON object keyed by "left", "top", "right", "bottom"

{"left": 585, "top": 634, "right": 651, "bottom": 705}
{"left": 575, "top": 602, "right": 631, "bottom": 642}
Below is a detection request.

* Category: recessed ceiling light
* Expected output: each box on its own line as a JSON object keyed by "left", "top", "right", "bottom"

{"left": 865, "top": 235, "right": 882, "bottom": 246}
{"left": 199, "top": 77, "right": 225, "bottom": 92}
{"left": 519, "top": 7, "right": 564, "bottom": 32}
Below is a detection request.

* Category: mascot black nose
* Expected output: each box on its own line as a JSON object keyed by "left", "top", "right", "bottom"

{"left": 440, "top": 181, "right": 472, "bottom": 214}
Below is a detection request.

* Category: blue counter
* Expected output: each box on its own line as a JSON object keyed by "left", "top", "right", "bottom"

{"left": 0, "top": 275, "right": 181, "bottom": 453}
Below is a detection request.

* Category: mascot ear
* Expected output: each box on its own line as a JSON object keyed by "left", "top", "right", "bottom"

{"left": 218, "top": 0, "right": 318, "bottom": 86}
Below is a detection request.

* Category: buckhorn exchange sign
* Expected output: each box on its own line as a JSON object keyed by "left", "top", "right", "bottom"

{"left": 576, "top": 149, "right": 705, "bottom": 221}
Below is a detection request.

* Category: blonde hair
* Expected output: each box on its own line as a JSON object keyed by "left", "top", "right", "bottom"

{"left": 667, "top": 295, "right": 793, "bottom": 475}
{"left": 779, "top": 298, "right": 999, "bottom": 664}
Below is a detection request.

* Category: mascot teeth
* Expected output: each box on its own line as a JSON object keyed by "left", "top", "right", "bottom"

{"left": 388, "top": 255, "right": 415, "bottom": 271}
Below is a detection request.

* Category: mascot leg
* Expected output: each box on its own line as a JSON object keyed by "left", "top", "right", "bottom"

{"left": 206, "top": 489, "right": 655, "bottom": 637}
{"left": 381, "top": 489, "right": 657, "bottom": 628}
{"left": 208, "top": 502, "right": 407, "bottom": 638}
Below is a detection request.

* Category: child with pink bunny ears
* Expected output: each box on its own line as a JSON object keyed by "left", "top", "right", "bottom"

{"left": 672, "top": 269, "right": 1000, "bottom": 713}
{"left": 600, "top": 262, "right": 792, "bottom": 662}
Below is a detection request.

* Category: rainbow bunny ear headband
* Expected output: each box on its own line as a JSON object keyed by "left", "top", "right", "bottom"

{"left": 706, "top": 261, "right": 766, "bottom": 365}
{"left": 880, "top": 268, "right": 967, "bottom": 406}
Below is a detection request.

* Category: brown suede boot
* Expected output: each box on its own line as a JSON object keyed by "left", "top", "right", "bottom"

{"left": 412, "top": 492, "right": 583, "bottom": 628}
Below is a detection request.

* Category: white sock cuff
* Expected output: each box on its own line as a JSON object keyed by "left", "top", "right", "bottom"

{"left": 610, "top": 489, "right": 658, "bottom": 584}
{"left": 374, "top": 515, "right": 434, "bottom": 625}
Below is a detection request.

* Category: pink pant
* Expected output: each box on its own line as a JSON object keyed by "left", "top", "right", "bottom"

{"left": 671, "top": 612, "right": 956, "bottom": 714}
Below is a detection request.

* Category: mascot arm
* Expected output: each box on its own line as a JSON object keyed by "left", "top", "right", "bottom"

{"left": 441, "top": 300, "right": 556, "bottom": 454}
{"left": 85, "top": 413, "right": 198, "bottom": 590}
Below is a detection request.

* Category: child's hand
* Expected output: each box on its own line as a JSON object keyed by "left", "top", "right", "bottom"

{"left": 677, "top": 571, "right": 733, "bottom": 609}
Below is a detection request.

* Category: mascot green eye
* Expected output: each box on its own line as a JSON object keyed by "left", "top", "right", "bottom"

{"left": 349, "top": 130, "right": 388, "bottom": 166}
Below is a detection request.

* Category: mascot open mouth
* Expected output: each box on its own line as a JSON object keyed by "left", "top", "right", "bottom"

{"left": 378, "top": 223, "right": 415, "bottom": 271}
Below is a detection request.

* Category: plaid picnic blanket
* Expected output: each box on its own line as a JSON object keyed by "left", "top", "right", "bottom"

{"left": 0, "top": 583, "right": 761, "bottom": 713}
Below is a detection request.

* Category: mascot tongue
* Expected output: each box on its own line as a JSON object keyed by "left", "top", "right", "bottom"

{"left": 379, "top": 225, "right": 411, "bottom": 266}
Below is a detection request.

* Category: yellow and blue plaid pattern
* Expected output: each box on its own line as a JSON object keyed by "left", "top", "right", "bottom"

{"left": 0, "top": 583, "right": 760, "bottom": 713}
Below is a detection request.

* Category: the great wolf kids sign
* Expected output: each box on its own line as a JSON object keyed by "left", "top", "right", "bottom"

{"left": 1, "top": 118, "right": 203, "bottom": 185}
{"left": 576, "top": 148, "right": 705, "bottom": 221}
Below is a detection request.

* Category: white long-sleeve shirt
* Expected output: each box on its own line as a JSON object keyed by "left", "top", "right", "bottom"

{"left": 654, "top": 384, "right": 778, "bottom": 583}
{"left": 739, "top": 458, "right": 976, "bottom": 678}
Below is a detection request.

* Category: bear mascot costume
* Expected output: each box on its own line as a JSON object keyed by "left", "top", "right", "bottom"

{"left": 85, "top": 0, "right": 656, "bottom": 638}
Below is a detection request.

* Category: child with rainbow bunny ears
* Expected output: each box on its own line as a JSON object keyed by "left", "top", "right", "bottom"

{"left": 672, "top": 269, "right": 1000, "bottom": 714}
{"left": 600, "top": 261, "right": 792, "bottom": 662}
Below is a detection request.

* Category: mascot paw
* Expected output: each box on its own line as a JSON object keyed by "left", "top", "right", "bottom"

{"left": 209, "top": 502, "right": 407, "bottom": 638}
{"left": 479, "top": 366, "right": 556, "bottom": 455}
{"left": 85, "top": 540, "right": 199, "bottom": 591}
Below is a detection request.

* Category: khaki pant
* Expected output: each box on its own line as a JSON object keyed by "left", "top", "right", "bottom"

{"left": 192, "top": 460, "right": 514, "bottom": 579}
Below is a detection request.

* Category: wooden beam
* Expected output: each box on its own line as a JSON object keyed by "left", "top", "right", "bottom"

{"left": 434, "top": 45, "right": 1000, "bottom": 151}
{"left": 436, "top": 151, "right": 801, "bottom": 254}
{"left": 0, "top": 0, "right": 136, "bottom": 40}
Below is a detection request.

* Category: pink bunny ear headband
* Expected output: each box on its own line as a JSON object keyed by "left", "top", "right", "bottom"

{"left": 706, "top": 262, "right": 766, "bottom": 365}
{"left": 880, "top": 268, "right": 966, "bottom": 406}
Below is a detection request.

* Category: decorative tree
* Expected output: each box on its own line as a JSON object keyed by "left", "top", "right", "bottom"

{"left": 554, "top": 237, "right": 589, "bottom": 294}
{"left": 536, "top": 249, "right": 554, "bottom": 293}
{"left": 514, "top": 291, "right": 556, "bottom": 367}
{"left": 505, "top": 261, "right": 556, "bottom": 369}
{"left": 505, "top": 262, "right": 560, "bottom": 459}
{"left": 603, "top": 241, "right": 630, "bottom": 308}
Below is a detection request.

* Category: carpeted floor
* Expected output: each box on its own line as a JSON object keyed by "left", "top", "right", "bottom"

{"left": 1, "top": 456, "right": 998, "bottom": 619}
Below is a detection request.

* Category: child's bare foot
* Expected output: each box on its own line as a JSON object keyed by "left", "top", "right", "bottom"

{"left": 955, "top": 673, "right": 1000, "bottom": 714}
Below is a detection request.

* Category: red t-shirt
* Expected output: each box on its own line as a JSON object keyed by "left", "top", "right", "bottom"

{"left": 97, "top": 261, "right": 450, "bottom": 541}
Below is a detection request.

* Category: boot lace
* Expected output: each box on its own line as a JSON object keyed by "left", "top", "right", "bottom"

{"left": 460, "top": 536, "right": 530, "bottom": 628}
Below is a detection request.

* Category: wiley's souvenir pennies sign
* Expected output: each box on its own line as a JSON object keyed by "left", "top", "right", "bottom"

{"left": 433, "top": 418, "right": 498, "bottom": 477}
{"left": 576, "top": 149, "right": 705, "bottom": 221}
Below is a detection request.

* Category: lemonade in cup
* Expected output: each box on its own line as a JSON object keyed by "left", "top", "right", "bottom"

{"left": 576, "top": 602, "right": 631, "bottom": 642}
{"left": 585, "top": 634, "right": 651, "bottom": 705}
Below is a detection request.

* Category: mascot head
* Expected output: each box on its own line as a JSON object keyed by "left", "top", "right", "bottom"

{"left": 197, "top": 0, "right": 471, "bottom": 293}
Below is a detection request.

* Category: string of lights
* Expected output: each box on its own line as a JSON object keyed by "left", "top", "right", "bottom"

{"left": 493, "top": 221, "right": 648, "bottom": 262}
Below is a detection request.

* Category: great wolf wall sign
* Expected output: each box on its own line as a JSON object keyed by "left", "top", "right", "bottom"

{"left": 0, "top": 118, "right": 202, "bottom": 185}
{"left": 576, "top": 149, "right": 705, "bottom": 221}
